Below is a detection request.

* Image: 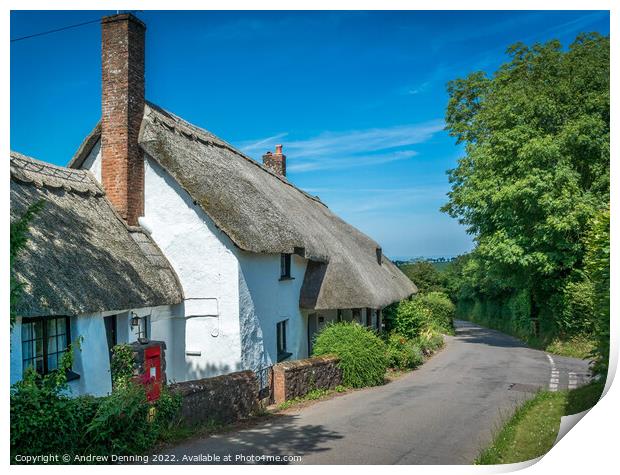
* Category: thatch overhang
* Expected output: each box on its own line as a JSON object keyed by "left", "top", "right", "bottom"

{"left": 69, "top": 102, "right": 417, "bottom": 309}
{"left": 10, "top": 151, "right": 184, "bottom": 318}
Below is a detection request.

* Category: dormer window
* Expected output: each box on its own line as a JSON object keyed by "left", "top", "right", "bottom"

{"left": 280, "top": 253, "right": 292, "bottom": 280}
{"left": 376, "top": 247, "right": 382, "bottom": 265}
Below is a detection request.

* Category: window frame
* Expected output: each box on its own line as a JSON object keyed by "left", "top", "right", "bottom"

{"left": 279, "top": 253, "right": 293, "bottom": 280}
{"left": 131, "top": 314, "right": 149, "bottom": 341}
{"left": 137, "top": 316, "right": 149, "bottom": 340}
{"left": 276, "top": 319, "right": 292, "bottom": 362}
{"left": 21, "top": 316, "right": 78, "bottom": 379}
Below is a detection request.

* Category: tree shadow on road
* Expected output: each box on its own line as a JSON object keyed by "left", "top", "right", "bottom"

{"left": 455, "top": 322, "right": 527, "bottom": 349}
{"left": 158, "top": 413, "right": 343, "bottom": 464}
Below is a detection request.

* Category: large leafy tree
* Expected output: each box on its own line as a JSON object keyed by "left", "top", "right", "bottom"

{"left": 442, "top": 33, "right": 609, "bottom": 335}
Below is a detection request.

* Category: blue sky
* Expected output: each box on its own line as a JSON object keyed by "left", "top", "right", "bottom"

{"left": 10, "top": 10, "right": 610, "bottom": 259}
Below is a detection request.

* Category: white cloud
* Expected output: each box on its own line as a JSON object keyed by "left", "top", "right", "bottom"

{"left": 288, "top": 150, "right": 418, "bottom": 173}
{"left": 238, "top": 120, "right": 444, "bottom": 173}
{"left": 239, "top": 132, "right": 289, "bottom": 155}
{"left": 406, "top": 81, "right": 430, "bottom": 95}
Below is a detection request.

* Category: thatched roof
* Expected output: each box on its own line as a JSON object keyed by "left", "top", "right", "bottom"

{"left": 10, "top": 152, "right": 183, "bottom": 317}
{"left": 70, "top": 102, "right": 417, "bottom": 309}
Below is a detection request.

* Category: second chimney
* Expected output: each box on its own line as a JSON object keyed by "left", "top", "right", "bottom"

{"left": 262, "top": 144, "right": 286, "bottom": 177}
{"left": 101, "top": 13, "right": 146, "bottom": 226}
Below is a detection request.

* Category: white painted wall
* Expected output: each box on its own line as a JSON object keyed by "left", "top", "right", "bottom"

{"left": 10, "top": 320, "right": 23, "bottom": 386}
{"left": 142, "top": 156, "right": 245, "bottom": 380}
{"left": 238, "top": 252, "right": 308, "bottom": 369}
{"left": 10, "top": 314, "right": 113, "bottom": 396}
{"left": 69, "top": 311, "right": 114, "bottom": 396}
{"left": 74, "top": 141, "right": 317, "bottom": 385}
{"left": 82, "top": 140, "right": 101, "bottom": 182}
{"left": 10, "top": 304, "right": 180, "bottom": 397}
{"left": 142, "top": 154, "right": 311, "bottom": 378}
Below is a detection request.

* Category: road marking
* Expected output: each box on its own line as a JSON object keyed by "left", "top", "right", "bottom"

{"left": 547, "top": 354, "right": 559, "bottom": 391}
{"left": 568, "top": 372, "right": 578, "bottom": 390}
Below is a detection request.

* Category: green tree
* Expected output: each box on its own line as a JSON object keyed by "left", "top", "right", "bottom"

{"left": 442, "top": 33, "right": 609, "bottom": 338}
{"left": 399, "top": 261, "right": 445, "bottom": 293}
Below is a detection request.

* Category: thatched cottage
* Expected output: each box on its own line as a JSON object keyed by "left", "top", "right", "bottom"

{"left": 10, "top": 13, "right": 416, "bottom": 396}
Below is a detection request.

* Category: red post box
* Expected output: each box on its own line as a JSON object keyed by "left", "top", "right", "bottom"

{"left": 130, "top": 340, "right": 166, "bottom": 402}
{"left": 143, "top": 346, "right": 162, "bottom": 402}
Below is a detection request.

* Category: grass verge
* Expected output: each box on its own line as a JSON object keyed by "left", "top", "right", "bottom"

{"left": 275, "top": 386, "right": 348, "bottom": 411}
{"left": 544, "top": 335, "right": 596, "bottom": 359}
{"left": 476, "top": 381, "right": 604, "bottom": 464}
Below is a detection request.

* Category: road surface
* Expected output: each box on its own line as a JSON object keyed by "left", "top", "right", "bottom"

{"left": 158, "top": 320, "right": 591, "bottom": 464}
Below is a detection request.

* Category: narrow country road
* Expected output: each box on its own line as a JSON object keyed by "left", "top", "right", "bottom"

{"left": 157, "top": 321, "right": 591, "bottom": 465}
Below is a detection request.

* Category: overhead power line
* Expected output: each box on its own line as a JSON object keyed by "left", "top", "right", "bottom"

{"left": 10, "top": 11, "right": 142, "bottom": 43}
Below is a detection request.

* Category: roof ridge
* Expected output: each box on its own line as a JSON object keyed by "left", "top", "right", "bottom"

{"left": 10, "top": 151, "right": 104, "bottom": 196}
{"left": 144, "top": 101, "right": 327, "bottom": 207}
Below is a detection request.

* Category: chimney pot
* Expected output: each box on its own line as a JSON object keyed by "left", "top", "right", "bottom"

{"left": 262, "top": 145, "right": 287, "bottom": 177}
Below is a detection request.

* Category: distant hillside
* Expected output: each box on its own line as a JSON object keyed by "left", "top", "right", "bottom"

{"left": 394, "top": 257, "right": 455, "bottom": 273}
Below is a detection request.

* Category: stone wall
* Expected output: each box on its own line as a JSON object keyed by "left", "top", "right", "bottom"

{"left": 272, "top": 356, "right": 342, "bottom": 405}
{"left": 170, "top": 370, "right": 259, "bottom": 425}
{"left": 129, "top": 340, "right": 167, "bottom": 384}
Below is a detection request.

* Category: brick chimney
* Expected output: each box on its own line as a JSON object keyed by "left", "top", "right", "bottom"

{"left": 101, "top": 13, "right": 146, "bottom": 226}
{"left": 262, "top": 144, "right": 286, "bottom": 177}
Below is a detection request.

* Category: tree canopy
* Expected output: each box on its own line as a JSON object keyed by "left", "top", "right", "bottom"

{"left": 442, "top": 33, "right": 609, "bottom": 349}
{"left": 399, "top": 261, "right": 446, "bottom": 294}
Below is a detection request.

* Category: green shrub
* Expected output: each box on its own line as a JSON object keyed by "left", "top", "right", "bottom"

{"left": 385, "top": 332, "right": 424, "bottom": 369}
{"left": 416, "top": 329, "right": 445, "bottom": 356}
{"left": 386, "top": 292, "right": 455, "bottom": 339}
{"left": 10, "top": 370, "right": 100, "bottom": 460}
{"left": 110, "top": 344, "right": 136, "bottom": 390}
{"left": 153, "top": 385, "right": 183, "bottom": 434}
{"left": 85, "top": 383, "right": 156, "bottom": 455}
{"left": 10, "top": 346, "right": 100, "bottom": 461}
{"left": 386, "top": 299, "right": 430, "bottom": 339}
{"left": 312, "top": 322, "right": 388, "bottom": 388}
{"left": 85, "top": 378, "right": 182, "bottom": 455}
{"left": 416, "top": 292, "right": 455, "bottom": 334}
{"left": 556, "top": 279, "right": 595, "bottom": 336}
{"left": 11, "top": 341, "right": 182, "bottom": 461}
{"left": 584, "top": 207, "right": 610, "bottom": 376}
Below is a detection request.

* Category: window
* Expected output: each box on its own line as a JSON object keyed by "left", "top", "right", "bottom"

{"left": 280, "top": 253, "right": 292, "bottom": 280}
{"left": 276, "top": 320, "right": 292, "bottom": 362}
{"left": 352, "top": 308, "right": 361, "bottom": 323}
{"left": 337, "top": 309, "right": 343, "bottom": 322}
{"left": 130, "top": 314, "right": 149, "bottom": 341}
{"left": 22, "top": 316, "right": 72, "bottom": 376}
